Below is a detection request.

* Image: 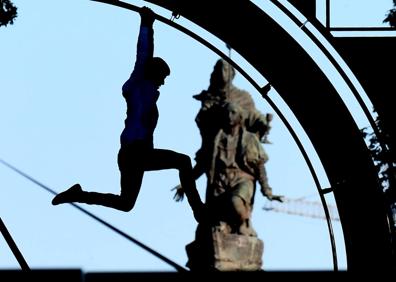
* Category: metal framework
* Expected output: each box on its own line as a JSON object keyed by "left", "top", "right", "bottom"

{"left": 93, "top": 0, "right": 341, "bottom": 269}
{"left": 140, "top": 0, "right": 394, "bottom": 270}
{"left": 3, "top": 0, "right": 395, "bottom": 272}
{"left": 0, "top": 217, "right": 29, "bottom": 270}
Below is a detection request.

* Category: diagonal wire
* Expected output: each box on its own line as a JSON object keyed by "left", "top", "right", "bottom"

{"left": 0, "top": 158, "right": 187, "bottom": 272}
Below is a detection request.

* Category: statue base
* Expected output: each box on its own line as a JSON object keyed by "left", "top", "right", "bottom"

{"left": 186, "top": 227, "right": 264, "bottom": 271}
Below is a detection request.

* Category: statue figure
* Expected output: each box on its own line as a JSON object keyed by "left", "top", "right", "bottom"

{"left": 174, "top": 59, "right": 283, "bottom": 271}
{"left": 197, "top": 102, "right": 283, "bottom": 236}
{"left": 192, "top": 58, "right": 272, "bottom": 178}
{"left": 173, "top": 59, "right": 281, "bottom": 234}
{"left": 207, "top": 103, "right": 282, "bottom": 236}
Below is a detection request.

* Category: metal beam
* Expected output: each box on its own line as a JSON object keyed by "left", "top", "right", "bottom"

{"left": 0, "top": 218, "right": 30, "bottom": 270}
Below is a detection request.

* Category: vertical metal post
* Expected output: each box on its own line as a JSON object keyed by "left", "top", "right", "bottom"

{"left": 0, "top": 217, "right": 30, "bottom": 270}
{"left": 326, "top": 0, "right": 331, "bottom": 29}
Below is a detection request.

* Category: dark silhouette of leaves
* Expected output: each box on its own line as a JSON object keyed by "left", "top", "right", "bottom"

{"left": 384, "top": 0, "right": 396, "bottom": 27}
{"left": 362, "top": 111, "right": 396, "bottom": 240}
{"left": 0, "top": 0, "right": 17, "bottom": 27}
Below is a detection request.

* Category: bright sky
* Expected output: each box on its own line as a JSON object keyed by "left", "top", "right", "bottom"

{"left": 0, "top": 0, "right": 393, "bottom": 272}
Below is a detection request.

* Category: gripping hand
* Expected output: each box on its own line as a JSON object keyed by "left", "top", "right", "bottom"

{"left": 140, "top": 6, "right": 155, "bottom": 27}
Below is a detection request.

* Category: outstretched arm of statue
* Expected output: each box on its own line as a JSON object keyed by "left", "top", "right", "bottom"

{"left": 257, "top": 161, "right": 284, "bottom": 202}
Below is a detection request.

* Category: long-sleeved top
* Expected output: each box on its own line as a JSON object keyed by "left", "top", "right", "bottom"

{"left": 120, "top": 25, "right": 159, "bottom": 147}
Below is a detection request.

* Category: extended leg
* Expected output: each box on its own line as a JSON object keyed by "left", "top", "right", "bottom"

{"left": 81, "top": 167, "right": 144, "bottom": 212}
{"left": 51, "top": 168, "right": 143, "bottom": 212}
{"left": 144, "top": 148, "right": 205, "bottom": 222}
{"left": 230, "top": 195, "right": 256, "bottom": 236}
{"left": 52, "top": 145, "right": 145, "bottom": 212}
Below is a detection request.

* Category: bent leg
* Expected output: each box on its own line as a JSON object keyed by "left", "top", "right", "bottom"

{"left": 80, "top": 167, "right": 144, "bottom": 212}
{"left": 143, "top": 148, "right": 204, "bottom": 221}
{"left": 230, "top": 181, "right": 256, "bottom": 236}
{"left": 230, "top": 195, "right": 256, "bottom": 236}
{"left": 52, "top": 174, "right": 143, "bottom": 212}
{"left": 231, "top": 195, "right": 249, "bottom": 224}
{"left": 52, "top": 145, "right": 145, "bottom": 212}
{"left": 52, "top": 183, "right": 127, "bottom": 210}
{"left": 80, "top": 145, "right": 145, "bottom": 212}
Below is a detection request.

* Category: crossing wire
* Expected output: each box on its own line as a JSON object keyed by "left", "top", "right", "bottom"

{"left": 0, "top": 158, "right": 187, "bottom": 272}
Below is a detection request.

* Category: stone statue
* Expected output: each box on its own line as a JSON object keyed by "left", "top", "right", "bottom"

{"left": 173, "top": 59, "right": 283, "bottom": 271}
{"left": 205, "top": 102, "right": 283, "bottom": 235}
{"left": 173, "top": 59, "right": 282, "bottom": 228}
{"left": 183, "top": 102, "right": 283, "bottom": 271}
{"left": 192, "top": 58, "right": 273, "bottom": 178}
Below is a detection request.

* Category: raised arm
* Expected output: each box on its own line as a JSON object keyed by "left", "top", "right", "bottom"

{"left": 122, "top": 7, "right": 155, "bottom": 94}
{"left": 133, "top": 7, "right": 155, "bottom": 74}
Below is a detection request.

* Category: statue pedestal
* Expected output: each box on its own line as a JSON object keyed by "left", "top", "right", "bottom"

{"left": 186, "top": 227, "right": 264, "bottom": 271}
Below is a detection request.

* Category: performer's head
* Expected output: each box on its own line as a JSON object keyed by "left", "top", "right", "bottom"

{"left": 145, "top": 57, "right": 171, "bottom": 88}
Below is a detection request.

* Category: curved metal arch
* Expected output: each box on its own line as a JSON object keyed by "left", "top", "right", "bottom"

{"left": 271, "top": 0, "right": 395, "bottom": 194}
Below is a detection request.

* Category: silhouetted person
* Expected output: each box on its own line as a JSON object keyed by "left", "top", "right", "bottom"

{"left": 52, "top": 7, "right": 204, "bottom": 222}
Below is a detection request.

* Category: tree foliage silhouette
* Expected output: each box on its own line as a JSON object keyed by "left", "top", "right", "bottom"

{"left": 361, "top": 114, "right": 395, "bottom": 191}
{"left": 384, "top": 0, "right": 396, "bottom": 27}
{"left": 0, "top": 0, "right": 17, "bottom": 27}
{"left": 362, "top": 112, "right": 396, "bottom": 251}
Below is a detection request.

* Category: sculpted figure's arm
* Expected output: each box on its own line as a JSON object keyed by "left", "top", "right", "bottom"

{"left": 257, "top": 162, "right": 283, "bottom": 202}
{"left": 251, "top": 140, "right": 284, "bottom": 203}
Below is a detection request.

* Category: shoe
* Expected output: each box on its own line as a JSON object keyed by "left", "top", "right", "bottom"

{"left": 52, "top": 184, "right": 83, "bottom": 205}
